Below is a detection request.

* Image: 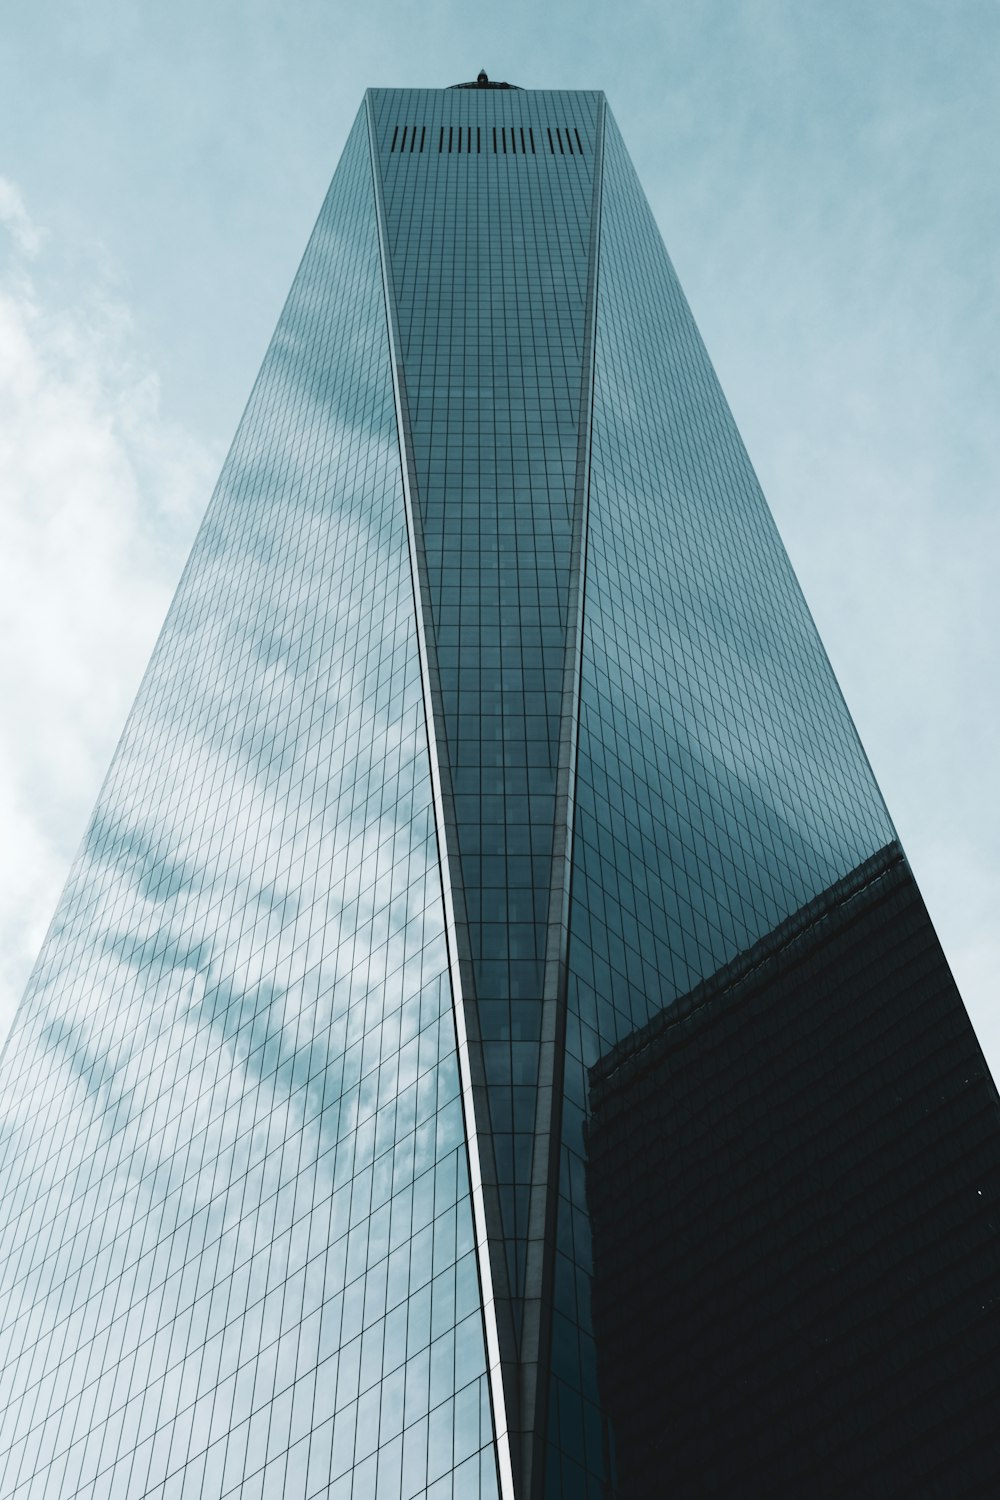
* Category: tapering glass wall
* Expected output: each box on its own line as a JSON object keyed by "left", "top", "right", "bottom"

{"left": 0, "top": 108, "right": 499, "bottom": 1500}
{"left": 544, "top": 109, "right": 897, "bottom": 1497}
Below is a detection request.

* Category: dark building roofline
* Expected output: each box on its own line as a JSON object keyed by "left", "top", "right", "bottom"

{"left": 591, "top": 841, "right": 908, "bottom": 1100}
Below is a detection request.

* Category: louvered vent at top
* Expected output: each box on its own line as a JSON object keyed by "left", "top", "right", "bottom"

{"left": 387, "top": 124, "right": 586, "bottom": 155}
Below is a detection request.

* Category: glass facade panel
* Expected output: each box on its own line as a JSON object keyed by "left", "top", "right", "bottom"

{"left": 545, "top": 109, "right": 897, "bottom": 1495}
{"left": 0, "top": 107, "right": 498, "bottom": 1500}
{"left": 372, "top": 87, "right": 599, "bottom": 1315}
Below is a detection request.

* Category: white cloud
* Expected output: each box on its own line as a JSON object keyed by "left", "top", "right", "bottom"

{"left": 0, "top": 177, "right": 44, "bottom": 258}
{"left": 0, "top": 178, "right": 218, "bottom": 1048}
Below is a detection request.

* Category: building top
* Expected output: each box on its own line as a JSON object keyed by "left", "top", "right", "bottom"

{"left": 449, "top": 69, "right": 521, "bottom": 89}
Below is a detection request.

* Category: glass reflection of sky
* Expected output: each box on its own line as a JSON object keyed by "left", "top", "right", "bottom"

{"left": 0, "top": 108, "right": 497, "bottom": 1500}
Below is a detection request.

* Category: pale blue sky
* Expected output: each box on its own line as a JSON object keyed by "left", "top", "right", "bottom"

{"left": 1, "top": 0, "right": 998, "bottom": 1065}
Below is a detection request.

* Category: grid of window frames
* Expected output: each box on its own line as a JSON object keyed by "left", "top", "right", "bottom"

{"left": 373, "top": 89, "right": 600, "bottom": 1335}
{"left": 543, "top": 111, "right": 897, "bottom": 1496}
{"left": 0, "top": 108, "right": 500, "bottom": 1500}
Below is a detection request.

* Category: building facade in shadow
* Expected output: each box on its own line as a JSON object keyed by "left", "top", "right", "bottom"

{"left": 588, "top": 844, "right": 1000, "bottom": 1497}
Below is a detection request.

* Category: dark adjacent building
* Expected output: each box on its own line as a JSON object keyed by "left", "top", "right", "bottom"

{"left": 588, "top": 844, "right": 1000, "bottom": 1497}
{"left": 0, "top": 76, "right": 997, "bottom": 1500}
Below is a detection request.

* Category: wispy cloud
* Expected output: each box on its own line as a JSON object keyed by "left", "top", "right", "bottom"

{"left": 0, "top": 178, "right": 44, "bottom": 259}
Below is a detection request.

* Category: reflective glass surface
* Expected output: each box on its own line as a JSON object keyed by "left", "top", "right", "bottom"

{"left": 0, "top": 108, "right": 498, "bottom": 1500}
{"left": 372, "top": 88, "right": 599, "bottom": 1316}
{"left": 545, "top": 111, "right": 897, "bottom": 1496}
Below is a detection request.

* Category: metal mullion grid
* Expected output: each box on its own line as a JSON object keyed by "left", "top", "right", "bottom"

{"left": 366, "top": 90, "right": 517, "bottom": 1500}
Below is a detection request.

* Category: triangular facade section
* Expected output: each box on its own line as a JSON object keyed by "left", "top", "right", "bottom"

{"left": 368, "top": 86, "right": 603, "bottom": 1497}
{"left": 0, "top": 107, "right": 504, "bottom": 1500}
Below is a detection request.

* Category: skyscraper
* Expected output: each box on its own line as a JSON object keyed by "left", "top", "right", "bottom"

{"left": 0, "top": 74, "right": 998, "bottom": 1500}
